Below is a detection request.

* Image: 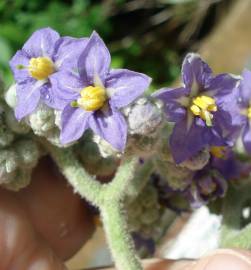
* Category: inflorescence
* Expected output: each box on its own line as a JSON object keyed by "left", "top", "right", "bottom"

{"left": 3, "top": 27, "right": 251, "bottom": 264}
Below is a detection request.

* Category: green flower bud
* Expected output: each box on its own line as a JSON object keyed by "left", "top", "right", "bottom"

{"left": 155, "top": 158, "right": 192, "bottom": 190}
{"left": 27, "top": 104, "right": 56, "bottom": 136}
{"left": 4, "top": 169, "right": 32, "bottom": 191}
{"left": 0, "top": 150, "right": 18, "bottom": 184}
{"left": 180, "top": 149, "right": 210, "bottom": 171}
{"left": 127, "top": 182, "right": 165, "bottom": 240}
{"left": 5, "top": 108, "right": 30, "bottom": 134}
{"left": 14, "top": 139, "right": 40, "bottom": 169}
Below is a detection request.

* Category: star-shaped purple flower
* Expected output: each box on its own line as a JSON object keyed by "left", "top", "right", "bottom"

{"left": 236, "top": 69, "right": 251, "bottom": 153}
{"left": 153, "top": 53, "right": 241, "bottom": 164}
{"left": 50, "top": 31, "right": 151, "bottom": 151}
{"left": 9, "top": 27, "right": 88, "bottom": 120}
{"left": 185, "top": 168, "right": 228, "bottom": 208}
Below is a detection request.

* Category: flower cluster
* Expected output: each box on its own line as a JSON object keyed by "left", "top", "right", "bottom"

{"left": 0, "top": 98, "right": 40, "bottom": 191}
{"left": 9, "top": 27, "right": 251, "bottom": 208}
{"left": 10, "top": 28, "right": 151, "bottom": 151}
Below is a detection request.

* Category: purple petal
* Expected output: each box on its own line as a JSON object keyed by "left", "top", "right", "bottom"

{"left": 153, "top": 87, "right": 189, "bottom": 122}
{"left": 205, "top": 73, "right": 239, "bottom": 96}
{"left": 242, "top": 122, "right": 251, "bottom": 154}
{"left": 54, "top": 37, "right": 89, "bottom": 70}
{"left": 107, "top": 69, "right": 151, "bottom": 109}
{"left": 22, "top": 27, "right": 60, "bottom": 58}
{"left": 239, "top": 69, "right": 251, "bottom": 106}
{"left": 15, "top": 80, "right": 44, "bottom": 120}
{"left": 9, "top": 50, "right": 30, "bottom": 83}
{"left": 78, "top": 31, "right": 111, "bottom": 85}
{"left": 49, "top": 71, "right": 84, "bottom": 109}
{"left": 181, "top": 53, "right": 212, "bottom": 90}
{"left": 89, "top": 107, "right": 127, "bottom": 151}
{"left": 60, "top": 105, "right": 92, "bottom": 144}
{"left": 170, "top": 118, "right": 208, "bottom": 164}
{"left": 213, "top": 92, "right": 244, "bottom": 144}
{"left": 212, "top": 150, "right": 242, "bottom": 181}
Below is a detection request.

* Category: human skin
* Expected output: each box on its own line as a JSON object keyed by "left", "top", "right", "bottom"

{"left": 0, "top": 157, "right": 251, "bottom": 270}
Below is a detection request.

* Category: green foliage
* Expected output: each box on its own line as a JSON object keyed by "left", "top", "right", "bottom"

{"left": 0, "top": 0, "right": 111, "bottom": 85}
{"left": 0, "top": 0, "right": 183, "bottom": 88}
{"left": 0, "top": 0, "right": 228, "bottom": 88}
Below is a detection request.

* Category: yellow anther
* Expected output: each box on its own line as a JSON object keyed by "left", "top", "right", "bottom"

{"left": 77, "top": 86, "right": 107, "bottom": 111}
{"left": 190, "top": 104, "right": 201, "bottom": 116}
{"left": 190, "top": 95, "right": 217, "bottom": 126}
{"left": 28, "top": 57, "right": 55, "bottom": 80}
{"left": 247, "top": 107, "right": 251, "bottom": 119}
{"left": 210, "top": 146, "right": 226, "bottom": 159}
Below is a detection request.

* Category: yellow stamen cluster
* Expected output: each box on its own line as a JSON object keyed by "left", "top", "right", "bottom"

{"left": 77, "top": 86, "right": 107, "bottom": 111}
{"left": 247, "top": 107, "right": 251, "bottom": 119}
{"left": 28, "top": 57, "right": 55, "bottom": 80}
{"left": 210, "top": 146, "right": 226, "bottom": 159}
{"left": 190, "top": 95, "right": 217, "bottom": 126}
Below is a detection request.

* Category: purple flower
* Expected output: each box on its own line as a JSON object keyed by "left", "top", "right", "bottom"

{"left": 153, "top": 53, "right": 241, "bottom": 164}
{"left": 236, "top": 69, "right": 251, "bottom": 153}
{"left": 186, "top": 169, "right": 227, "bottom": 208}
{"left": 50, "top": 31, "right": 151, "bottom": 151}
{"left": 9, "top": 27, "right": 88, "bottom": 120}
{"left": 210, "top": 147, "right": 242, "bottom": 181}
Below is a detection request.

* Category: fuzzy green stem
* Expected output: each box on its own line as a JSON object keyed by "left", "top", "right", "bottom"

{"left": 221, "top": 181, "right": 251, "bottom": 249}
{"left": 101, "top": 156, "right": 138, "bottom": 202}
{"left": 44, "top": 142, "right": 103, "bottom": 205}
{"left": 43, "top": 142, "right": 144, "bottom": 270}
{"left": 101, "top": 201, "right": 143, "bottom": 270}
{"left": 126, "top": 159, "right": 154, "bottom": 201}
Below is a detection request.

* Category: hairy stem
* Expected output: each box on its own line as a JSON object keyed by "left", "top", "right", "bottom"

{"left": 101, "top": 201, "right": 143, "bottom": 270}
{"left": 221, "top": 181, "right": 251, "bottom": 249}
{"left": 44, "top": 142, "right": 144, "bottom": 270}
{"left": 101, "top": 156, "right": 139, "bottom": 201}
{"left": 126, "top": 159, "right": 154, "bottom": 201}
{"left": 44, "top": 143, "right": 103, "bottom": 205}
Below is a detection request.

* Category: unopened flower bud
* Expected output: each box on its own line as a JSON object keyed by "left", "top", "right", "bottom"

{"left": 0, "top": 150, "right": 18, "bottom": 184}
{"left": 5, "top": 109, "right": 30, "bottom": 134}
{"left": 27, "top": 104, "right": 56, "bottom": 136}
{"left": 127, "top": 97, "right": 163, "bottom": 136}
{"left": 155, "top": 158, "right": 193, "bottom": 191}
{"left": 15, "top": 139, "right": 40, "bottom": 169}
{"left": 4, "top": 169, "right": 32, "bottom": 191}
{"left": 180, "top": 149, "right": 210, "bottom": 171}
{"left": 0, "top": 118, "right": 14, "bottom": 148}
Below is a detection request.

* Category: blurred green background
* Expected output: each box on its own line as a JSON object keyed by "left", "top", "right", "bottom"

{"left": 0, "top": 0, "right": 233, "bottom": 89}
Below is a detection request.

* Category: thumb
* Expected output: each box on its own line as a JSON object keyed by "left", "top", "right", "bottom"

{"left": 0, "top": 189, "right": 67, "bottom": 270}
{"left": 141, "top": 249, "right": 251, "bottom": 270}
{"left": 189, "top": 249, "right": 251, "bottom": 270}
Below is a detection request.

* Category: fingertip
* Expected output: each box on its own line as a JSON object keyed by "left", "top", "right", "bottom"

{"left": 190, "top": 249, "right": 251, "bottom": 270}
{"left": 143, "top": 258, "right": 193, "bottom": 270}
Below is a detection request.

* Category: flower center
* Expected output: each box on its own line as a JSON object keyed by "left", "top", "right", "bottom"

{"left": 247, "top": 107, "right": 251, "bottom": 119}
{"left": 28, "top": 57, "right": 55, "bottom": 80}
{"left": 210, "top": 146, "right": 227, "bottom": 159}
{"left": 76, "top": 86, "right": 107, "bottom": 111}
{"left": 190, "top": 95, "right": 217, "bottom": 126}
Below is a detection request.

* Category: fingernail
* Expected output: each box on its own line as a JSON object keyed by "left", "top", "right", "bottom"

{"left": 193, "top": 249, "right": 251, "bottom": 270}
